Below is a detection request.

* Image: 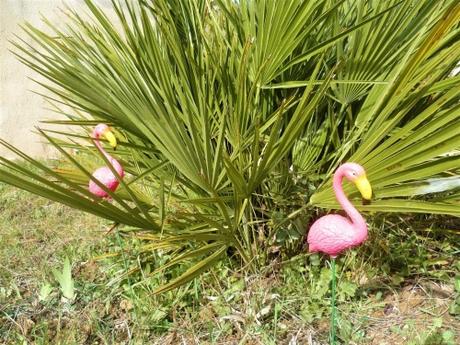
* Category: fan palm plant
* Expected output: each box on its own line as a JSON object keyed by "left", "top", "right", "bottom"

{"left": 1, "top": 0, "right": 459, "bottom": 293}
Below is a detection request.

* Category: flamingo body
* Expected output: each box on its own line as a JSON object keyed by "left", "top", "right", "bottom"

{"left": 88, "top": 124, "right": 124, "bottom": 198}
{"left": 89, "top": 167, "right": 121, "bottom": 197}
{"left": 307, "top": 163, "right": 372, "bottom": 257}
{"left": 308, "top": 214, "right": 367, "bottom": 257}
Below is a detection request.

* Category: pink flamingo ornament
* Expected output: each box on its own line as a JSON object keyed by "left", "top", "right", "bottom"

{"left": 307, "top": 162, "right": 372, "bottom": 344}
{"left": 88, "top": 124, "right": 125, "bottom": 198}
{"left": 308, "top": 162, "right": 372, "bottom": 256}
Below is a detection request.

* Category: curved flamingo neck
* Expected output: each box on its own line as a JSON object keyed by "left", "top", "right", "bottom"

{"left": 93, "top": 130, "right": 124, "bottom": 177}
{"left": 333, "top": 167, "right": 367, "bottom": 233}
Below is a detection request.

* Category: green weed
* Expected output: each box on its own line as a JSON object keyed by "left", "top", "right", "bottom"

{"left": 52, "top": 257, "right": 75, "bottom": 302}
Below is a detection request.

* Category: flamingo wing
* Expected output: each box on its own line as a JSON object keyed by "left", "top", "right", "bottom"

{"left": 89, "top": 167, "right": 118, "bottom": 197}
{"left": 307, "top": 214, "right": 356, "bottom": 256}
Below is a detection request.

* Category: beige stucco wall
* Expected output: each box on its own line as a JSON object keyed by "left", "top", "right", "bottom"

{"left": 0, "top": 0, "right": 112, "bottom": 159}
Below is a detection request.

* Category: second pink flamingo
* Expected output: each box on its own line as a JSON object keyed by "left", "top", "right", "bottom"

{"left": 88, "top": 124, "right": 125, "bottom": 198}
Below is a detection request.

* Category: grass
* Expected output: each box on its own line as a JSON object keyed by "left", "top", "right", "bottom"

{"left": 0, "top": 182, "right": 459, "bottom": 344}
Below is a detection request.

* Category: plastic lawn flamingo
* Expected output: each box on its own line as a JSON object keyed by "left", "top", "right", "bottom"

{"left": 307, "top": 162, "right": 372, "bottom": 344}
{"left": 88, "top": 124, "right": 125, "bottom": 198}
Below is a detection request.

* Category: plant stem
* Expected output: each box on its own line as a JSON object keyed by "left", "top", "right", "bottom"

{"left": 331, "top": 257, "right": 337, "bottom": 345}
{"left": 232, "top": 234, "right": 252, "bottom": 270}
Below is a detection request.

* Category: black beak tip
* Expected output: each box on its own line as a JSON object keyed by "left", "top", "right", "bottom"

{"left": 362, "top": 198, "right": 371, "bottom": 206}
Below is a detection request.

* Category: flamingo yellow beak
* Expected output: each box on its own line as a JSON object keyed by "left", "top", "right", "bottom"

{"left": 355, "top": 175, "right": 372, "bottom": 200}
{"left": 103, "top": 129, "right": 117, "bottom": 148}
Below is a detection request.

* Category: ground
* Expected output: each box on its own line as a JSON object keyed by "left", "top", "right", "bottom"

{"left": 0, "top": 183, "right": 459, "bottom": 344}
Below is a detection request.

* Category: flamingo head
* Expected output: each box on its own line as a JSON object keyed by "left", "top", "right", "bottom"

{"left": 341, "top": 162, "right": 372, "bottom": 200}
{"left": 93, "top": 124, "right": 118, "bottom": 149}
